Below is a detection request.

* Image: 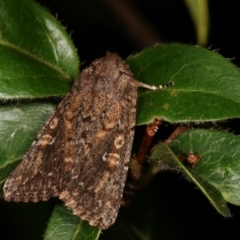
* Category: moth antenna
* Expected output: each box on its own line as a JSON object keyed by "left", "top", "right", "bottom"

{"left": 135, "top": 79, "right": 174, "bottom": 90}
{"left": 158, "top": 81, "right": 174, "bottom": 89}
{"left": 122, "top": 71, "right": 174, "bottom": 90}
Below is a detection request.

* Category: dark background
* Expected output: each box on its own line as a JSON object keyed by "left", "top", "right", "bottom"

{"left": 1, "top": 0, "right": 240, "bottom": 239}
{"left": 38, "top": 0, "right": 240, "bottom": 66}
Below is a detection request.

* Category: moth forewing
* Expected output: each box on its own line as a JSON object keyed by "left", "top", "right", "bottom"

{"left": 3, "top": 52, "right": 165, "bottom": 229}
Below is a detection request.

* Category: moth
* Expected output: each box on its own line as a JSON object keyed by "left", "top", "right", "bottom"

{"left": 3, "top": 52, "right": 169, "bottom": 229}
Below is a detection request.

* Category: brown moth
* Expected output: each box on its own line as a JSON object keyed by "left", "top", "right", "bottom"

{"left": 3, "top": 52, "right": 169, "bottom": 229}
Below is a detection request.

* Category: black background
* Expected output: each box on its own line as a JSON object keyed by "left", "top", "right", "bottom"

{"left": 37, "top": 0, "right": 240, "bottom": 66}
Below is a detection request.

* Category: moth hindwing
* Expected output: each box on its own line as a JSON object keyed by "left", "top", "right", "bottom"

{"left": 3, "top": 52, "right": 161, "bottom": 229}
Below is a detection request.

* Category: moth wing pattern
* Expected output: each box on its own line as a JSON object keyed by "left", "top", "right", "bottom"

{"left": 3, "top": 109, "right": 66, "bottom": 202}
{"left": 3, "top": 52, "right": 140, "bottom": 229}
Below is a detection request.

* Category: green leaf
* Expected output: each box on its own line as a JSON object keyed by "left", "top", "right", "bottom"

{"left": 126, "top": 44, "right": 240, "bottom": 124}
{"left": 0, "top": 0, "right": 79, "bottom": 99}
{"left": 0, "top": 103, "right": 56, "bottom": 183}
{"left": 149, "top": 142, "right": 231, "bottom": 217}
{"left": 44, "top": 204, "right": 101, "bottom": 240}
{"left": 169, "top": 129, "right": 240, "bottom": 206}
